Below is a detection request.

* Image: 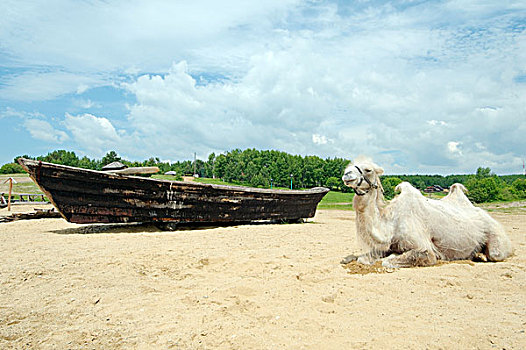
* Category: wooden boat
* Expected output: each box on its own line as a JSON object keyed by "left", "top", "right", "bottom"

{"left": 18, "top": 158, "right": 329, "bottom": 226}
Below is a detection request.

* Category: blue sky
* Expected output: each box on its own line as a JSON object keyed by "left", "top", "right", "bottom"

{"left": 1, "top": 0, "right": 525, "bottom": 174}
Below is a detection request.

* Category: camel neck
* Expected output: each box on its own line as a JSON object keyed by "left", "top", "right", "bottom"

{"left": 353, "top": 188, "right": 391, "bottom": 248}
{"left": 353, "top": 188, "right": 382, "bottom": 213}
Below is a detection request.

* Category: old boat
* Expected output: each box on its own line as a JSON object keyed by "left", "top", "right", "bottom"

{"left": 18, "top": 158, "right": 329, "bottom": 226}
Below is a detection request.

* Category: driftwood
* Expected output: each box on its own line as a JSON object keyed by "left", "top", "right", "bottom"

{"left": 106, "top": 166, "right": 160, "bottom": 175}
{"left": 0, "top": 208, "right": 62, "bottom": 223}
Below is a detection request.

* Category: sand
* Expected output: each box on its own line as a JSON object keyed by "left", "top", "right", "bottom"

{"left": 1, "top": 205, "right": 525, "bottom": 349}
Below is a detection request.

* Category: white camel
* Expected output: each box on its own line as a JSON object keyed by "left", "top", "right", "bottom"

{"left": 340, "top": 157, "right": 512, "bottom": 268}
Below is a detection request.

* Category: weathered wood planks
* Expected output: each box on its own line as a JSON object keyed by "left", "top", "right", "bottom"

{"left": 18, "top": 159, "right": 329, "bottom": 225}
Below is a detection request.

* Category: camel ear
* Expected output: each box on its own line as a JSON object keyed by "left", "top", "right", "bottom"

{"left": 375, "top": 167, "right": 384, "bottom": 176}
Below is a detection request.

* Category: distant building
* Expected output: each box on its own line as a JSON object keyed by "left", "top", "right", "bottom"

{"left": 424, "top": 185, "right": 444, "bottom": 193}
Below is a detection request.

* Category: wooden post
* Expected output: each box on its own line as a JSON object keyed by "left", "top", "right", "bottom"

{"left": 193, "top": 152, "right": 197, "bottom": 177}
{"left": 3, "top": 177, "right": 17, "bottom": 211}
{"left": 8, "top": 178, "right": 12, "bottom": 211}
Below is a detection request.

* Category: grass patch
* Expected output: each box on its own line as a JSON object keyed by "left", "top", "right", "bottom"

{"left": 151, "top": 174, "right": 183, "bottom": 181}
{"left": 317, "top": 191, "right": 354, "bottom": 210}
{"left": 11, "top": 183, "right": 42, "bottom": 194}
{"left": 195, "top": 178, "right": 240, "bottom": 186}
{"left": 320, "top": 191, "right": 354, "bottom": 203}
{"left": 0, "top": 173, "right": 29, "bottom": 178}
{"left": 317, "top": 203, "right": 354, "bottom": 210}
{"left": 0, "top": 174, "right": 43, "bottom": 195}
{"left": 423, "top": 192, "right": 448, "bottom": 199}
{"left": 486, "top": 207, "right": 526, "bottom": 214}
{"left": 1, "top": 174, "right": 48, "bottom": 202}
{"left": 479, "top": 200, "right": 526, "bottom": 214}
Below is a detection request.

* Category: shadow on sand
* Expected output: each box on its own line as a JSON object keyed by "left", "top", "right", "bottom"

{"left": 50, "top": 218, "right": 305, "bottom": 235}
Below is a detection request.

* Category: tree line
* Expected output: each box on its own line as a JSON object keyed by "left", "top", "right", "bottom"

{"left": 2, "top": 149, "right": 525, "bottom": 203}
{"left": 4, "top": 149, "right": 349, "bottom": 189}
{"left": 380, "top": 167, "right": 526, "bottom": 203}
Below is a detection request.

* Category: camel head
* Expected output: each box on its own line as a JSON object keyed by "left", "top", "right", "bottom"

{"left": 342, "top": 157, "right": 384, "bottom": 196}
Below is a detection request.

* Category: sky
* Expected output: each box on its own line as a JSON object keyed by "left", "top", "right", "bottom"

{"left": 0, "top": 0, "right": 525, "bottom": 175}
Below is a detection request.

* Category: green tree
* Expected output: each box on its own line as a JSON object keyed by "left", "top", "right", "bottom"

{"left": 78, "top": 156, "right": 99, "bottom": 169}
{"left": 213, "top": 154, "right": 228, "bottom": 179}
{"left": 249, "top": 173, "right": 269, "bottom": 188}
{"left": 14, "top": 155, "right": 33, "bottom": 163}
{"left": 101, "top": 151, "right": 121, "bottom": 166}
{"left": 466, "top": 177, "right": 499, "bottom": 203}
{"left": 205, "top": 153, "right": 216, "bottom": 178}
{"left": 325, "top": 177, "right": 341, "bottom": 190}
{"left": 476, "top": 167, "right": 492, "bottom": 178}
{"left": 0, "top": 163, "right": 25, "bottom": 174}
{"left": 512, "top": 178, "right": 526, "bottom": 199}
{"left": 38, "top": 150, "right": 79, "bottom": 166}
{"left": 382, "top": 177, "right": 403, "bottom": 200}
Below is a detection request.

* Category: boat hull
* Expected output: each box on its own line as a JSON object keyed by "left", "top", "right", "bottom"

{"left": 18, "top": 159, "right": 329, "bottom": 224}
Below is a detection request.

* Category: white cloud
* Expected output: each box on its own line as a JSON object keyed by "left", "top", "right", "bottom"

{"left": 63, "top": 113, "right": 125, "bottom": 157}
{"left": 427, "top": 120, "right": 448, "bottom": 127}
{"left": 119, "top": 31, "right": 526, "bottom": 171}
{"left": 73, "top": 99, "right": 101, "bottom": 109}
{"left": 23, "top": 119, "right": 68, "bottom": 143}
{"left": 1, "top": 0, "right": 525, "bottom": 173}
{"left": 312, "top": 134, "right": 328, "bottom": 145}
{"left": 0, "top": 107, "right": 26, "bottom": 119}
{"left": 447, "top": 141, "right": 462, "bottom": 155}
{"left": 121, "top": 57, "right": 349, "bottom": 160}
{"left": 0, "top": 0, "right": 299, "bottom": 73}
{"left": 0, "top": 71, "right": 105, "bottom": 101}
{"left": 475, "top": 142, "right": 486, "bottom": 150}
{"left": 76, "top": 85, "right": 90, "bottom": 95}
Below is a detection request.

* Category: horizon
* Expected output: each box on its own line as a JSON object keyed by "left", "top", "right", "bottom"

{"left": 1, "top": 1, "right": 525, "bottom": 175}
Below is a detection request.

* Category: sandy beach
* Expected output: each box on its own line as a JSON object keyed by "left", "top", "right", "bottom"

{"left": 1, "top": 205, "right": 525, "bottom": 349}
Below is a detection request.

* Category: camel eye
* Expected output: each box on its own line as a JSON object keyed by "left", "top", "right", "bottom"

{"left": 364, "top": 168, "right": 372, "bottom": 173}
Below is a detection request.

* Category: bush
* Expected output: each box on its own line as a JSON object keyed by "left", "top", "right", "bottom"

{"left": 249, "top": 173, "right": 269, "bottom": 188}
{"left": 512, "top": 178, "right": 526, "bottom": 199}
{"left": 325, "top": 177, "right": 342, "bottom": 190}
{"left": 466, "top": 177, "right": 499, "bottom": 203}
{"left": 0, "top": 163, "right": 25, "bottom": 174}
{"left": 497, "top": 185, "right": 516, "bottom": 202}
{"left": 382, "top": 177, "right": 403, "bottom": 200}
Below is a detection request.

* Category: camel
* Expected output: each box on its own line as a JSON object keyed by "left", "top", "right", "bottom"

{"left": 340, "top": 157, "right": 512, "bottom": 268}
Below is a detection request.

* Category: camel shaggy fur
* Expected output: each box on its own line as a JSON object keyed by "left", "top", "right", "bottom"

{"left": 341, "top": 157, "right": 512, "bottom": 268}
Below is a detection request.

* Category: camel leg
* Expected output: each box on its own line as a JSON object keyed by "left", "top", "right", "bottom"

{"left": 381, "top": 250, "right": 437, "bottom": 268}
{"left": 340, "top": 254, "right": 360, "bottom": 264}
{"left": 485, "top": 230, "right": 512, "bottom": 262}
{"left": 473, "top": 252, "right": 488, "bottom": 262}
{"left": 341, "top": 250, "right": 388, "bottom": 265}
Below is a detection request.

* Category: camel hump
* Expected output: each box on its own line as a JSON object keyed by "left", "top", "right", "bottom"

{"left": 449, "top": 183, "right": 468, "bottom": 194}
{"left": 442, "top": 183, "right": 473, "bottom": 207}
{"left": 395, "top": 181, "right": 418, "bottom": 194}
